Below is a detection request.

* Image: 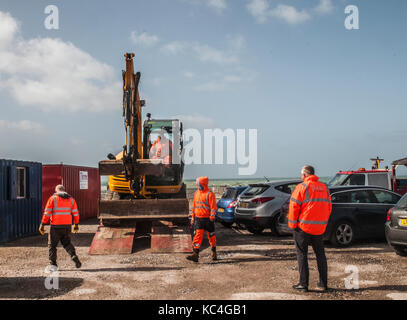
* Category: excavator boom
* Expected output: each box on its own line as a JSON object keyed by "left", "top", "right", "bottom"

{"left": 95, "top": 53, "right": 189, "bottom": 235}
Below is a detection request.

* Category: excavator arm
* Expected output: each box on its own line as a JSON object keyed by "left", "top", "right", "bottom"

{"left": 100, "top": 53, "right": 164, "bottom": 197}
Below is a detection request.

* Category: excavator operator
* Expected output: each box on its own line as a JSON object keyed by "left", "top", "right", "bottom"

{"left": 149, "top": 133, "right": 173, "bottom": 165}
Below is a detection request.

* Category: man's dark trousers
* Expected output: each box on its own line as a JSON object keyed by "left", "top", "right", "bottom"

{"left": 293, "top": 228, "right": 328, "bottom": 288}
{"left": 48, "top": 226, "right": 77, "bottom": 265}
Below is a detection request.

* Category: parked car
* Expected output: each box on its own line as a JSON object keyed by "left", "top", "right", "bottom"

{"left": 234, "top": 180, "right": 302, "bottom": 235}
{"left": 277, "top": 186, "right": 401, "bottom": 246}
{"left": 385, "top": 193, "right": 407, "bottom": 256}
{"left": 216, "top": 186, "right": 248, "bottom": 227}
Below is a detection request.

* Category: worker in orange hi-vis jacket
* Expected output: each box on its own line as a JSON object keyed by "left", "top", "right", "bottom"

{"left": 39, "top": 184, "right": 82, "bottom": 269}
{"left": 149, "top": 134, "right": 173, "bottom": 165}
{"left": 288, "top": 165, "right": 332, "bottom": 292}
{"left": 187, "top": 177, "right": 218, "bottom": 263}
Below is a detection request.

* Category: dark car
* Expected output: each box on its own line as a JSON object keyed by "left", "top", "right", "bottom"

{"left": 385, "top": 193, "right": 407, "bottom": 256}
{"left": 277, "top": 186, "right": 401, "bottom": 246}
{"left": 216, "top": 186, "right": 248, "bottom": 227}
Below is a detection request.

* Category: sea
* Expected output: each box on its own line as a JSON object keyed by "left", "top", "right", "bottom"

{"left": 101, "top": 177, "right": 332, "bottom": 191}
{"left": 184, "top": 177, "right": 331, "bottom": 188}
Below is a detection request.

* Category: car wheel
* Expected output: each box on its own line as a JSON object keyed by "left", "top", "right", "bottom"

{"left": 221, "top": 221, "right": 233, "bottom": 228}
{"left": 270, "top": 214, "right": 282, "bottom": 236}
{"left": 393, "top": 245, "right": 407, "bottom": 257}
{"left": 330, "top": 221, "right": 354, "bottom": 247}
{"left": 247, "top": 225, "right": 265, "bottom": 235}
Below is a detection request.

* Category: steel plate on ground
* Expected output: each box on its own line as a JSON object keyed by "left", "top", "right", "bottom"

{"left": 151, "top": 223, "right": 192, "bottom": 253}
{"left": 89, "top": 226, "right": 136, "bottom": 255}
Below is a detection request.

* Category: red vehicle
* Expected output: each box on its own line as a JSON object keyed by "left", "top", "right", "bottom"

{"left": 328, "top": 157, "right": 407, "bottom": 195}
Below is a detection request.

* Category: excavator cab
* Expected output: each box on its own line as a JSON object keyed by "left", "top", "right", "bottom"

{"left": 106, "top": 118, "right": 185, "bottom": 199}
{"left": 143, "top": 118, "right": 185, "bottom": 197}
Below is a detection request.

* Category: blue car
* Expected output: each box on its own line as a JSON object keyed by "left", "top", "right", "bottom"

{"left": 216, "top": 186, "right": 248, "bottom": 227}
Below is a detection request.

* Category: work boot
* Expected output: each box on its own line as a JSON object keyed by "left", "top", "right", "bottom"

{"left": 316, "top": 282, "right": 328, "bottom": 292}
{"left": 186, "top": 252, "right": 199, "bottom": 263}
{"left": 211, "top": 247, "right": 218, "bottom": 261}
{"left": 72, "top": 255, "right": 82, "bottom": 269}
{"left": 292, "top": 283, "right": 308, "bottom": 292}
{"left": 49, "top": 262, "right": 58, "bottom": 270}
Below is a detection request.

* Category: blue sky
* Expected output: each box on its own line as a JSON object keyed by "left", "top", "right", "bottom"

{"left": 0, "top": 0, "right": 406, "bottom": 179}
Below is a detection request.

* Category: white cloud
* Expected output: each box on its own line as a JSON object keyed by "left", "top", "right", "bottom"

{"left": 0, "top": 11, "right": 121, "bottom": 113}
{"left": 0, "top": 12, "right": 19, "bottom": 48}
{"left": 183, "top": 0, "right": 227, "bottom": 13}
{"left": 0, "top": 120, "right": 44, "bottom": 132}
{"left": 183, "top": 71, "right": 195, "bottom": 78}
{"left": 246, "top": 0, "right": 332, "bottom": 25}
{"left": 130, "top": 31, "right": 159, "bottom": 47}
{"left": 194, "top": 75, "right": 243, "bottom": 92}
{"left": 151, "top": 77, "right": 165, "bottom": 86}
{"left": 314, "top": 0, "right": 334, "bottom": 14}
{"left": 192, "top": 43, "right": 238, "bottom": 65}
{"left": 270, "top": 5, "right": 311, "bottom": 25}
{"left": 247, "top": 0, "right": 270, "bottom": 23}
{"left": 208, "top": 0, "right": 227, "bottom": 13}
{"left": 159, "top": 36, "right": 243, "bottom": 66}
{"left": 227, "top": 34, "right": 246, "bottom": 51}
{"left": 161, "top": 41, "right": 187, "bottom": 55}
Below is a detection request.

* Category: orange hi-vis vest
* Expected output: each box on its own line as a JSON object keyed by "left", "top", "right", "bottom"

{"left": 41, "top": 193, "right": 80, "bottom": 226}
{"left": 288, "top": 175, "right": 332, "bottom": 235}
{"left": 150, "top": 138, "right": 173, "bottom": 164}
{"left": 192, "top": 177, "right": 217, "bottom": 221}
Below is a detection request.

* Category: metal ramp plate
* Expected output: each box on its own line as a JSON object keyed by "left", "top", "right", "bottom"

{"left": 89, "top": 226, "right": 136, "bottom": 255}
{"left": 151, "top": 223, "right": 192, "bottom": 253}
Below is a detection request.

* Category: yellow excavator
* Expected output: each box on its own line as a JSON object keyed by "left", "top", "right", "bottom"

{"left": 97, "top": 53, "right": 189, "bottom": 229}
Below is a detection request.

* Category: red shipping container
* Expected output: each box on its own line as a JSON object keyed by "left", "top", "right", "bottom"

{"left": 42, "top": 164, "right": 100, "bottom": 221}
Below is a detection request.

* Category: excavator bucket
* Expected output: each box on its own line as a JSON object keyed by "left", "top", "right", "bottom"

{"left": 99, "top": 198, "right": 189, "bottom": 221}
{"left": 99, "top": 159, "right": 165, "bottom": 176}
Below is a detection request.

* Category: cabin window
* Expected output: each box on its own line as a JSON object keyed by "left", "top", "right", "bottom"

{"left": 368, "top": 173, "right": 389, "bottom": 189}
{"left": 16, "top": 167, "right": 27, "bottom": 199}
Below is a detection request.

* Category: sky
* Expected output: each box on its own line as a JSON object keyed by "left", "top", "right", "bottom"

{"left": 0, "top": 0, "right": 406, "bottom": 179}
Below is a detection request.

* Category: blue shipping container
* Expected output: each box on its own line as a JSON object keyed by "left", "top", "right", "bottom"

{"left": 0, "top": 159, "right": 42, "bottom": 243}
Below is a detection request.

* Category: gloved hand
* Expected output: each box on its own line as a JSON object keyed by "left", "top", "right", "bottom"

{"left": 38, "top": 224, "right": 45, "bottom": 236}
{"left": 73, "top": 224, "right": 79, "bottom": 233}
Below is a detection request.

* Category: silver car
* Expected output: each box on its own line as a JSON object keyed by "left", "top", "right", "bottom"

{"left": 234, "top": 180, "right": 301, "bottom": 235}
{"left": 385, "top": 193, "right": 407, "bottom": 256}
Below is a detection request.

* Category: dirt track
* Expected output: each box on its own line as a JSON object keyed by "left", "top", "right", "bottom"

{"left": 1, "top": 219, "right": 407, "bottom": 300}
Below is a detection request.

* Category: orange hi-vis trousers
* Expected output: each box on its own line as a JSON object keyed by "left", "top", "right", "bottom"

{"left": 192, "top": 218, "right": 216, "bottom": 252}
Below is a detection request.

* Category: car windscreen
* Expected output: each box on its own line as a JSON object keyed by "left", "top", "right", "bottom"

{"left": 221, "top": 188, "right": 239, "bottom": 199}
{"left": 328, "top": 174, "right": 350, "bottom": 186}
{"left": 243, "top": 184, "right": 270, "bottom": 196}
{"left": 396, "top": 194, "right": 407, "bottom": 208}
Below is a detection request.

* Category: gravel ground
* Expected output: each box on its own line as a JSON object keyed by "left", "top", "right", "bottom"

{"left": 1, "top": 218, "right": 407, "bottom": 300}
